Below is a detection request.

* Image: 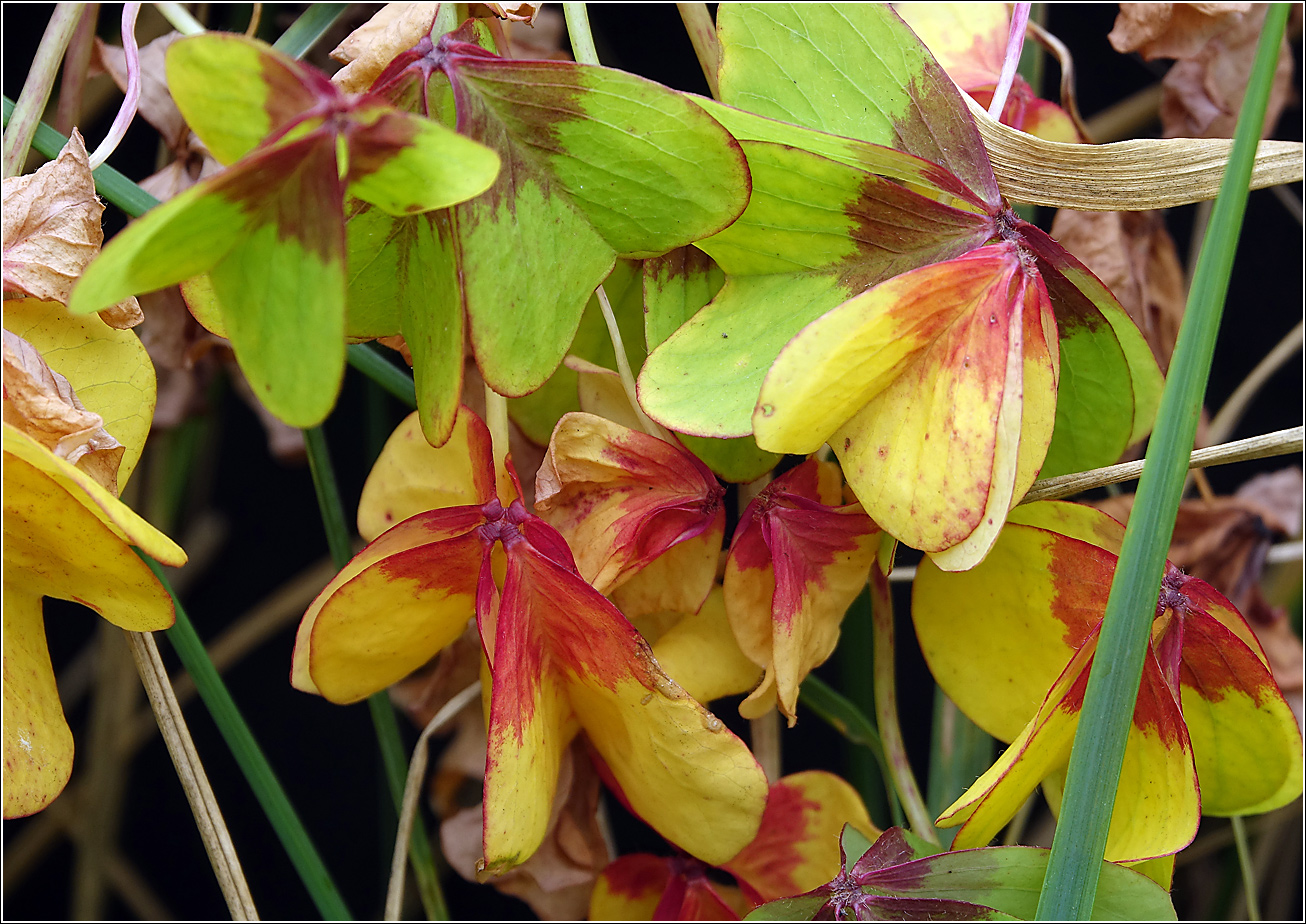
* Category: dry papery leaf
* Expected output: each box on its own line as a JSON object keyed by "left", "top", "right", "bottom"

{"left": 3, "top": 130, "right": 103, "bottom": 306}
{"left": 1109, "top": 3, "right": 1253, "bottom": 60}
{"left": 1094, "top": 468, "right": 1304, "bottom": 715}
{"left": 1158, "top": 5, "right": 1295, "bottom": 139}
{"left": 1049, "top": 209, "right": 1186, "bottom": 371}
{"left": 331, "top": 3, "right": 439, "bottom": 93}
{"left": 134, "top": 287, "right": 226, "bottom": 429}
{"left": 1, "top": 129, "right": 143, "bottom": 328}
{"left": 966, "top": 92, "right": 1303, "bottom": 209}
{"left": 479, "top": 2, "right": 539, "bottom": 24}
{"left": 441, "top": 739, "right": 612, "bottom": 920}
{"left": 2, "top": 328, "right": 124, "bottom": 494}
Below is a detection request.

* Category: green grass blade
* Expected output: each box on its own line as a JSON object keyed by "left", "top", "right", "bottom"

{"left": 1035, "top": 5, "right": 1291, "bottom": 918}
{"left": 303, "top": 425, "right": 448, "bottom": 920}
{"left": 3, "top": 95, "right": 160, "bottom": 218}
{"left": 136, "top": 552, "right": 353, "bottom": 920}
{"left": 272, "top": 4, "right": 351, "bottom": 59}
{"left": 347, "top": 344, "right": 418, "bottom": 409}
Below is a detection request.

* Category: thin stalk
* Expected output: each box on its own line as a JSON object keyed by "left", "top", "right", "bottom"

{"left": 153, "top": 2, "right": 205, "bottom": 36}
{"left": 347, "top": 344, "right": 418, "bottom": 409}
{"left": 138, "top": 552, "right": 353, "bottom": 920}
{"left": 1035, "top": 7, "right": 1289, "bottom": 918}
{"left": 1020, "top": 426, "right": 1303, "bottom": 504}
{"left": 3, "top": 96, "right": 161, "bottom": 216}
{"left": 750, "top": 711, "right": 781, "bottom": 782}
{"left": 1231, "top": 815, "right": 1261, "bottom": 921}
{"left": 988, "top": 3, "right": 1030, "bottom": 120}
{"left": 271, "top": 3, "right": 350, "bottom": 59}
{"left": 54, "top": 4, "right": 98, "bottom": 135}
{"left": 87, "top": 3, "right": 141, "bottom": 169}
{"left": 597, "top": 285, "right": 667, "bottom": 439}
{"left": 385, "top": 683, "right": 481, "bottom": 921}
{"left": 868, "top": 566, "right": 938, "bottom": 844}
{"left": 677, "top": 3, "right": 720, "bottom": 98}
{"left": 1207, "top": 321, "right": 1304, "bottom": 445}
{"left": 244, "top": 2, "right": 262, "bottom": 38}
{"left": 563, "top": 3, "right": 600, "bottom": 66}
{"left": 3, "top": 3, "right": 87, "bottom": 178}
{"left": 303, "top": 425, "right": 449, "bottom": 920}
{"left": 799, "top": 668, "right": 903, "bottom": 824}
{"left": 485, "top": 385, "right": 513, "bottom": 502}
{"left": 125, "top": 629, "right": 258, "bottom": 919}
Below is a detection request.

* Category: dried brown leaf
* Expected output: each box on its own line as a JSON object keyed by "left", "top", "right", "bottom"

{"left": 1159, "top": 4, "right": 1295, "bottom": 139}
{"left": 331, "top": 3, "right": 440, "bottom": 93}
{"left": 1109, "top": 3, "right": 1253, "bottom": 60}
{"left": 479, "top": 3, "right": 540, "bottom": 24}
{"left": 2, "top": 328, "right": 124, "bottom": 494}
{"left": 2, "top": 130, "right": 103, "bottom": 306}
{"left": 441, "top": 740, "right": 611, "bottom": 920}
{"left": 1048, "top": 209, "right": 1187, "bottom": 371}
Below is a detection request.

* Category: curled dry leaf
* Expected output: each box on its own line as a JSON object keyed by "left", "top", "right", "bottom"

{"left": 1108, "top": 3, "right": 1294, "bottom": 139}
{"left": 92, "top": 32, "right": 188, "bottom": 150}
{"left": 1049, "top": 209, "right": 1187, "bottom": 372}
{"left": 331, "top": 3, "right": 440, "bottom": 93}
{"left": 1108, "top": 3, "right": 1253, "bottom": 60}
{"left": 3, "top": 130, "right": 102, "bottom": 305}
{"left": 480, "top": 3, "right": 540, "bottom": 24}
{"left": 1, "top": 129, "right": 142, "bottom": 328}
{"left": 2, "top": 329, "right": 124, "bottom": 494}
{"left": 441, "top": 739, "right": 612, "bottom": 920}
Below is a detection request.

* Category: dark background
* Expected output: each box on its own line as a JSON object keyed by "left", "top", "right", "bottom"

{"left": 3, "top": 4, "right": 1301, "bottom": 920}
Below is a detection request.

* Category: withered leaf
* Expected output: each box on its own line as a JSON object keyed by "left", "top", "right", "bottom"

{"left": 1108, "top": 3, "right": 1253, "bottom": 60}
{"left": 2, "top": 328, "right": 124, "bottom": 494}
{"left": 331, "top": 3, "right": 440, "bottom": 93}
{"left": 2, "top": 130, "right": 104, "bottom": 307}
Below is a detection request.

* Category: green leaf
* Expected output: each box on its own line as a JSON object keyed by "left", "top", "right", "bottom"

{"left": 643, "top": 246, "right": 779, "bottom": 482}
{"left": 1020, "top": 222, "right": 1164, "bottom": 476}
{"left": 716, "top": 3, "right": 999, "bottom": 205}
{"left": 862, "top": 848, "right": 1177, "bottom": 921}
{"left": 508, "top": 260, "right": 644, "bottom": 446}
{"left": 344, "top": 104, "right": 500, "bottom": 216}
{"left": 840, "top": 822, "right": 877, "bottom": 867}
{"left": 744, "top": 894, "right": 827, "bottom": 921}
{"left": 166, "top": 33, "right": 332, "bottom": 166}
{"left": 434, "top": 45, "right": 750, "bottom": 404}
{"left": 639, "top": 142, "right": 992, "bottom": 438}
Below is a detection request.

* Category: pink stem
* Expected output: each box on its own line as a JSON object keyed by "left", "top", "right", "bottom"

{"left": 987, "top": 2, "right": 1031, "bottom": 121}
{"left": 87, "top": 3, "right": 140, "bottom": 170}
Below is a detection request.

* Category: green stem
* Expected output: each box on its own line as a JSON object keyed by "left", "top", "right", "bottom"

{"left": 347, "top": 344, "right": 418, "bottom": 410}
{"left": 869, "top": 567, "right": 938, "bottom": 844}
{"left": 1231, "top": 816, "right": 1261, "bottom": 921}
{"left": 3, "top": 3, "right": 86, "bottom": 178}
{"left": 272, "top": 4, "right": 350, "bottom": 59}
{"left": 136, "top": 553, "right": 352, "bottom": 920}
{"left": 153, "top": 2, "right": 205, "bottom": 35}
{"left": 926, "top": 689, "right": 993, "bottom": 848}
{"left": 1035, "top": 6, "right": 1289, "bottom": 918}
{"left": 302, "top": 426, "right": 449, "bottom": 920}
{"left": 3, "top": 96, "right": 161, "bottom": 216}
{"left": 798, "top": 672, "right": 902, "bottom": 828}
{"left": 676, "top": 3, "right": 720, "bottom": 98}
{"left": 563, "top": 3, "right": 600, "bottom": 66}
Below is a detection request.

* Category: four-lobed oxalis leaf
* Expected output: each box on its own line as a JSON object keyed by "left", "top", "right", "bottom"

{"left": 747, "top": 825, "right": 1177, "bottom": 920}
{"left": 342, "top": 24, "right": 751, "bottom": 446}
{"left": 638, "top": 3, "right": 1163, "bottom": 571}
{"left": 913, "top": 502, "right": 1304, "bottom": 862}
{"left": 293, "top": 405, "right": 767, "bottom": 875}
{"left": 68, "top": 32, "right": 501, "bottom": 429}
